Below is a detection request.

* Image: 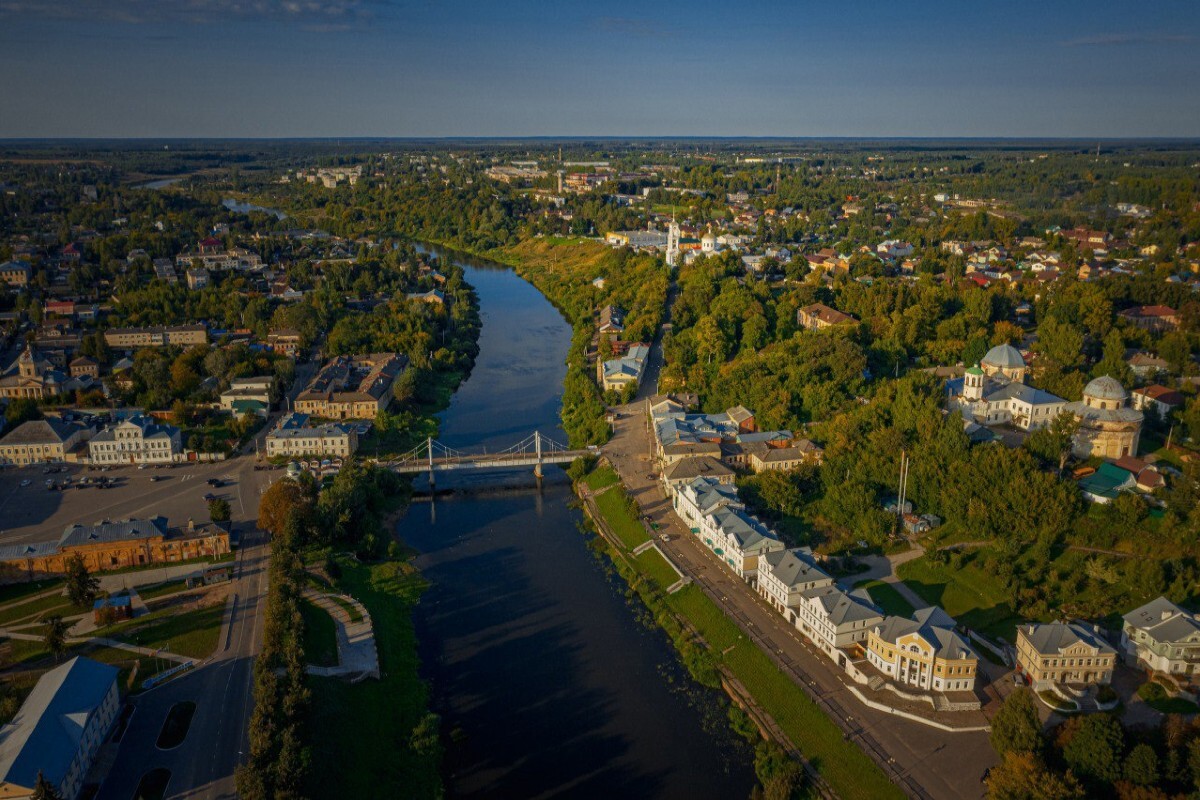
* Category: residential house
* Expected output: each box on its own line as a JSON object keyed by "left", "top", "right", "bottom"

{"left": 698, "top": 505, "right": 784, "bottom": 585}
{"left": 795, "top": 585, "right": 884, "bottom": 665}
{"left": 1016, "top": 622, "right": 1116, "bottom": 690}
{"left": 758, "top": 547, "right": 834, "bottom": 619}
{"left": 186, "top": 267, "right": 210, "bottom": 290}
{"left": 866, "top": 607, "right": 978, "bottom": 692}
{"left": 0, "top": 657, "right": 120, "bottom": 800}
{"left": 662, "top": 456, "right": 735, "bottom": 493}
{"left": 0, "top": 260, "right": 31, "bottom": 287}
{"left": 1122, "top": 597, "right": 1200, "bottom": 677}
{"left": 267, "top": 328, "right": 304, "bottom": 358}
{"left": 1118, "top": 305, "right": 1179, "bottom": 332}
{"left": 797, "top": 303, "right": 857, "bottom": 331}
{"left": 598, "top": 344, "right": 649, "bottom": 393}
{"left": 1131, "top": 385, "right": 1186, "bottom": 419}
{"left": 1128, "top": 352, "right": 1171, "bottom": 380}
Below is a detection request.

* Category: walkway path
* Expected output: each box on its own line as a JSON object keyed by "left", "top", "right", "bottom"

{"left": 303, "top": 590, "right": 379, "bottom": 681}
{"left": 856, "top": 547, "right": 929, "bottom": 611}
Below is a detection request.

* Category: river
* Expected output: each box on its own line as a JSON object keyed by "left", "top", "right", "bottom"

{"left": 398, "top": 248, "right": 754, "bottom": 799}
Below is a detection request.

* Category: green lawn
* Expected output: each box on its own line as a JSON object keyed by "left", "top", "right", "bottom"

{"left": 0, "top": 592, "right": 78, "bottom": 626}
{"left": 0, "top": 579, "right": 63, "bottom": 607}
{"left": 662, "top": 584, "right": 902, "bottom": 800}
{"left": 854, "top": 580, "right": 915, "bottom": 618}
{"left": 591, "top": 484, "right": 650, "bottom": 550}
{"left": 583, "top": 465, "right": 621, "bottom": 492}
{"left": 114, "top": 603, "right": 224, "bottom": 659}
{"left": 138, "top": 580, "right": 190, "bottom": 601}
{"left": 635, "top": 548, "right": 681, "bottom": 589}
{"left": 301, "top": 599, "right": 338, "bottom": 667}
{"left": 896, "top": 554, "right": 1022, "bottom": 640}
{"left": 305, "top": 557, "right": 441, "bottom": 800}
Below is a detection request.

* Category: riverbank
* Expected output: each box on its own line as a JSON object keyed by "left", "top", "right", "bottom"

{"left": 299, "top": 272, "right": 484, "bottom": 798}
{"left": 574, "top": 462, "right": 902, "bottom": 800}
{"left": 418, "top": 237, "right": 666, "bottom": 448}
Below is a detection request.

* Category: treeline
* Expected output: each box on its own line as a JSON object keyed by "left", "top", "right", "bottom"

{"left": 237, "top": 527, "right": 312, "bottom": 799}
{"left": 240, "top": 461, "right": 416, "bottom": 798}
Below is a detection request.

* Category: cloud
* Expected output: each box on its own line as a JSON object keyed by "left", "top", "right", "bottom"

{"left": 1063, "top": 33, "right": 1196, "bottom": 47}
{"left": 0, "top": 0, "right": 383, "bottom": 26}
{"left": 595, "top": 16, "right": 675, "bottom": 40}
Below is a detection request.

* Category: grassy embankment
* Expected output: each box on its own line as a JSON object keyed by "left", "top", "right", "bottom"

{"left": 305, "top": 555, "right": 440, "bottom": 799}
{"left": 579, "top": 464, "right": 902, "bottom": 800}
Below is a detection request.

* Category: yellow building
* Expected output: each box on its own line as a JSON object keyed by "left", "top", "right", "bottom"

{"left": 866, "top": 607, "right": 978, "bottom": 692}
{"left": 294, "top": 353, "right": 406, "bottom": 419}
{"left": 1016, "top": 622, "right": 1116, "bottom": 691}
{"left": 1066, "top": 376, "right": 1143, "bottom": 460}
{"left": 103, "top": 324, "right": 208, "bottom": 349}
{"left": 0, "top": 418, "right": 92, "bottom": 466}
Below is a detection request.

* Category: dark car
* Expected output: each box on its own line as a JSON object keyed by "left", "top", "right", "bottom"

{"left": 203, "top": 492, "right": 216, "bottom": 501}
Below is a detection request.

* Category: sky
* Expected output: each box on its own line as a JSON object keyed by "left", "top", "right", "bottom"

{"left": 0, "top": 0, "right": 1197, "bottom": 138}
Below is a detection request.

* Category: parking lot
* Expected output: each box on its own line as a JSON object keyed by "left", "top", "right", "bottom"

{"left": 0, "top": 455, "right": 276, "bottom": 546}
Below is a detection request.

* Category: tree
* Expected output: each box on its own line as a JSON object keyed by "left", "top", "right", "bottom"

{"left": 1123, "top": 743, "right": 1159, "bottom": 787}
{"left": 30, "top": 771, "right": 63, "bottom": 800}
{"left": 1024, "top": 411, "right": 1081, "bottom": 474}
{"left": 990, "top": 687, "right": 1044, "bottom": 756}
{"left": 209, "top": 498, "right": 232, "bottom": 523}
{"left": 1062, "top": 714, "right": 1124, "bottom": 786}
{"left": 44, "top": 616, "right": 69, "bottom": 662}
{"left": 257, "top": 479, "right": 310, "bottom": 537}
{"left": 63, "top": 553, "right": 99, "bottom": 608}
{"left": 986, "top": 751, "right": 1084, "bottom": 800}
{"left": 4, "top": 398, "right": 42, "bottom": 427}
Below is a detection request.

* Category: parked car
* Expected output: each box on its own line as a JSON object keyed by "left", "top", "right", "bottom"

{"left": 203, "top": 492, "right": 216, "bottom": 501}
{"left": 19, "top": 479, "right": 31, "bottom": 487}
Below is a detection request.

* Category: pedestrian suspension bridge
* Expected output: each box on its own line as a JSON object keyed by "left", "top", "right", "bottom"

{"left": 384, "top": 431, "right": 595, "bottom": 484}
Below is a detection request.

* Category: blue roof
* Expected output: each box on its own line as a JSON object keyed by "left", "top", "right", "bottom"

{"left": 93, "top": 595, "right": 131, "bottom": 609}
{"left": 0, "top": 657, "right": 119, "bottom": 790}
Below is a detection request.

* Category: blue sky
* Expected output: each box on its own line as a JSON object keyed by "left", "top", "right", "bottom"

{"left": 0, "top": 0, "right": 1197, "bottom": 137}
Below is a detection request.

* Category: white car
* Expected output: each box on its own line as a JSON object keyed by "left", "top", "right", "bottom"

{"left": 19, "top": 479, "right": 31, "bottom": 487}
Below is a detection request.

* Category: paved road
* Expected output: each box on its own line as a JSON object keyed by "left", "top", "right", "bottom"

{"left": 97, "top": 528, "right": 269, "bottom": 800}
{"left": 604, "top": 399, "right": 997, "bottom": 800}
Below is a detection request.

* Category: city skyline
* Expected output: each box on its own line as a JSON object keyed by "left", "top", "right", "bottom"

{"left": 1, "top": 0, "right": 1198, "bottom": 138}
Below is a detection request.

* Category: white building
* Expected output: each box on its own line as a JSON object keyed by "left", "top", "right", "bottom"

{"left": 947, "top": 344, "right": 1066, "bottom": 431}
{"left": 88, "top": 414, "right": 182, "bottom": 465}
{"left": 794, "top": 585, "right": 884, "bottom": 664}
{"left": 1121, "top": 597, "right": 1200, "bottom": 676}
{"left": 265, "top": 422, "right": 358, "bottom": 459}
{"left": 0, "top": 657, "right": 120, "bottom": 800}
{"left": 757, "top": 547, "right": 834, "bottom": 619}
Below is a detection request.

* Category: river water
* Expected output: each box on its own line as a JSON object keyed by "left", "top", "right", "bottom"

{"left": 398, "top": 249, "right": 754, "bottom": 799}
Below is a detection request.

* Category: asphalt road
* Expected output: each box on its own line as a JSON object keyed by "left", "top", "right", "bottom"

{"left": 97, "top": 527, "right": 269, "bottom": 800}
{"left": 604, "top": 400, "right": 998, "bottom": 800}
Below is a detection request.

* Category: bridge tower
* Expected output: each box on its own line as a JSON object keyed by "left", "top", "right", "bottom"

{"left": 533, "top": 430, "right": 544, "bottom": 486}
{"left": 427, "top": 436, "right": 435, "bottom": 489}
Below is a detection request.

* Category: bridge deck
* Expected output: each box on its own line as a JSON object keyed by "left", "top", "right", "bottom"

{"left": 389, "top": 450, "right": 594, "bottom": 473}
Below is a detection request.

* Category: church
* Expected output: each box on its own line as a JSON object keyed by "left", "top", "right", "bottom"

{"left": 0, "top": 345, "right": 101, "bottom": 400}
{"left": 945, "top": 344, "right": 1066, "bottom": 431}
